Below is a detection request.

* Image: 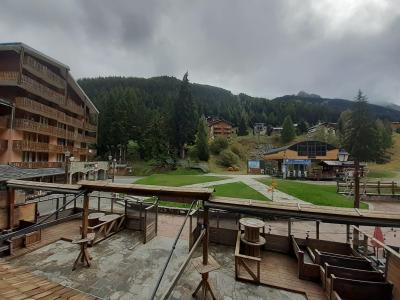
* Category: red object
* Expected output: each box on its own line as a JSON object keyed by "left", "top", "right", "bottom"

{"left": 371, "top": 227, "right": 384, "bottom": 248}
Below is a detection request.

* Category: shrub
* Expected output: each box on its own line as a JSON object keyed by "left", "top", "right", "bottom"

{"left": 187, "top": 146, "right": 199, "bottom": 162}
{"left": 217, "top": 149, "right": 239, "bottom": 167}
{"left": 230, "top": 143, "right": 246, "bottom": 160}
{"left": 396, "top": 128, "right": 400, "bottom": 134}
{"left": 210, "top": 137, "right": 229, "bottom": 155}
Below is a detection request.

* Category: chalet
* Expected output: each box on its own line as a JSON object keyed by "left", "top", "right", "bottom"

{"left": 207, "top": 117, "right": 233, "bottom": 140}
{"left": 264, "top": 140, "right": 340, "bottom": 179}
{"left": 307, "top": 122, "right": 337, "bottom": 136}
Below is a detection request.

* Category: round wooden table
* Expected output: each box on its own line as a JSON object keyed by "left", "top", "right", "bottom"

{"left": 99, "top": 214, "right": 120, "bottom": 223}
{"left": 88, "top": 212, "right": 105, "bottom": 227}
{"left": 239, "top": 217, "right": 266, "bottom": 257}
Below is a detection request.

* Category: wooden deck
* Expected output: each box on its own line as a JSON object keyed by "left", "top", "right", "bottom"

{"left": 8, "top": 220, "right": 81, "bottom": 259}
{"left": 258, "top": 251, "right": 327, "bottom": 300}
{"left": 0, "top": 261, "right": 98, "bottom": 299}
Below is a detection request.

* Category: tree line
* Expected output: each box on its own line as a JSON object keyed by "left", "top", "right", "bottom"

{"left": 78, "top": 75, "right": 397, "bottom": 164}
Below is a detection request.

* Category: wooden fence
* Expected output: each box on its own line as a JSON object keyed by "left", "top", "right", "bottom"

{"left": 337, "top": 180, "right": 400, "bottom": 196}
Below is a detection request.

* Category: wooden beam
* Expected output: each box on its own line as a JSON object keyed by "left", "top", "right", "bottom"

{"left": 203, "top": 204, "right": 209, "bottom": 265}
{"left": 82, "top": 193, "right": 89, "bottom": 239}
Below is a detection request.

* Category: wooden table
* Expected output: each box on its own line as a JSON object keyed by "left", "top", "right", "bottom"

{"left": 99, "top": 214, "right": 120, "bottom": 223}
{"left": 88, "top": 212, "right": 105, "bottom": 227}
{"left": 72, "top": 233, "right": 95, "bottom": 270}
{"left": 239, "top": 217, "right": 266, "bottom": 257}
{"left": 192, "top": 256, "right": 220, "bottom": 300}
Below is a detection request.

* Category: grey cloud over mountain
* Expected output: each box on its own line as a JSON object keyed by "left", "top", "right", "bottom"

{"left": 0, "top": 0, "right": 399, "bottom": 103}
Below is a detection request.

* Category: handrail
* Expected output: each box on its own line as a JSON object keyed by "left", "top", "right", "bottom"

{"left": 351, "top": 225, "right": 400, "bottom": 259}
{"left": 0, "top": 190, "right": 86, "bottom": 242}
{"left": 161, "top": 229, "right": 206, "bottom": 299}
{"left": 150, "top": 199, "right": 199, "bottom": 300}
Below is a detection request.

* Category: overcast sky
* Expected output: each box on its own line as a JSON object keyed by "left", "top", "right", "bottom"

{"left": 1, "top": 0, "right": 399, "bottom": 103}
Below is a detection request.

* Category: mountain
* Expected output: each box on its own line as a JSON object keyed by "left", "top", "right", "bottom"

{"left": 385, "top": 103, "right": 400, "bottom": 112}
{"left": 78, "top": 76, "right": 400, "bottom": 127}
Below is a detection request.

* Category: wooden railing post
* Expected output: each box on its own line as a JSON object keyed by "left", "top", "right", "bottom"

{"left": 55, "top": 197, "right": 60, "bottom": 220}
{"left": 288, "top": 218, "right": 292, "bottom": 236}
{"left": 316, "top": 220, "right": 320, "bottom": 240}
{"left": 378, "top": 181, "right": 381, "bottom": 195}
{"left": 392, "top": 181, "right": 395, "bottom": 196}
{"left": 346, "top": 224, "right": 350, "bottom": 243}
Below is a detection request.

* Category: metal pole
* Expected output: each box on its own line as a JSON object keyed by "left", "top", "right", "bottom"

{"left": 354, "top": 160, "right": 360, "bottom": 208}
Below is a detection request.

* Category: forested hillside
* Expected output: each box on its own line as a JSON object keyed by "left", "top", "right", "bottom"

{"left": 78, "top": 76, "right": 400, "bottom": 158}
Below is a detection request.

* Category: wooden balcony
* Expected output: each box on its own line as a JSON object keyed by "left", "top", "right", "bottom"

{"left": 0, "top": 116, "right": 9, "bottom": 129}
{"left": 67, "top": 98, "right": 85, "bottom": 116}
{"left": 15, "top": 97, "right": 85, "bottom": 129}
{"left": 10, "top": 161, "right": 63, "bottom": 169}
{"left": 13, "top": 140, "right": 49, "bottom": 152}
{"left": 14, "top": 118, "right": 54, "bottom": 136}
{"left": 85, "top": 135, "right": 97, "bottom": 144}
{"left": 0, "top": 71, "right": 18, "bottom": 84}
{"left": 23, "top": 55, "right": 65, "bottom": 89}
{"left": 21, "top": 75, "right": 65, "bottom": 106}
{"left": 73, "top": 148, "right": 89, "bottom": 156}
{"left": 0, "top": 139, "right": 8, "bottom": 152}
{"left": 85, "top": 122, "right": 97, "bottom": 132}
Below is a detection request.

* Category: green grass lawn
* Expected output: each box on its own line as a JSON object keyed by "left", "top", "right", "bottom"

{"left": 212, "top": 182, "right": 270, "bottom": 201}
{"left": 260, "top": 178, "right": 368, "bottom": 209}
{"left": 135, "top": 173, "right": 227, "bottom": 187}
{"left": 367, "top": 170, "right": 397, "bottom": 179}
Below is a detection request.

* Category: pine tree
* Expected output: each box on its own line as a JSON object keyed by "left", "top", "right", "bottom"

{"left": 342, "top": 91, "right": 379, "bottom": 162}
{"left": 281, "top": 116, "right": 296, "bottom": 143}
{"left": 237, "top": 112, "right": 248, "bottom": 136}
{"left": 172, "top": 72, "right": 197, "bottom": 158}
{"left": 143, "top": 112, "right": 170, "bottom": 165}
{"left": 195, "top": 115, "right": 210, "bottom": 161}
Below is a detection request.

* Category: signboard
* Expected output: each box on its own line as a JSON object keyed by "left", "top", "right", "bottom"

{"left": 284, "top": 159, "right": 311, "bottom": 165}
{"left": 248, "top": 160, "right": 260, "bottom": 169}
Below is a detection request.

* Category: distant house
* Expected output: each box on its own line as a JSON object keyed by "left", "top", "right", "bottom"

{"left": 391, "top": 122, "right": 400, "bottom": 131}
{"left": 307, "top": 122, "right": 337, "bottom": 136}
{"left": 254, "top": 123, "right": 267, "bottom": 135}
{"left": 207, "top": 117, "right": 233, "bottom": 140}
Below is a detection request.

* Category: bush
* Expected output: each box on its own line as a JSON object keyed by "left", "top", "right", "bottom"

{"left": 188, "top": 146, "right": 199, "bottom": 162}
{"left": 230, "top": 143, "right": 246, "bottom": 160}
{"left": 217, "top": 149, "right": 239, "bottom": 167}
{"left": 396, "top": 128, "right": 400, "bottom": 134}
{"left": 210, "top": 137, "right": 229, "bottom": 155}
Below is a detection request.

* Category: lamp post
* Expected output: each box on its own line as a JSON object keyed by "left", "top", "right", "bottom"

{"left": 108, "top": 155, "right": 116, "bottom": 183}
{"left": 65, "top": 150, "right": 71, "bottom": 184}
{"left": 338, "top": 149, "right": 359, "bottom": 208}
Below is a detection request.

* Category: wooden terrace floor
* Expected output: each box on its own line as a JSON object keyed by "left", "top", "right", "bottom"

{"left": 0, "top": 261, "right": 98, "bottom": 299}
{"left": 259, "top": 251, "right": 327, "bottom": 300}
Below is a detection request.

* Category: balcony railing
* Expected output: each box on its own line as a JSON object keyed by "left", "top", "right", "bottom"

{"left": 15, "top": 97, "right": 86, "bottom": 129}
{"left": 23, "top": 55, "right": 65, "bottom": 89}
{"left": 85, "top": 135, "right": 97, "bottom": 144}
{"left": 85, "top": 122, "right": 97, "bottom": 132}
{"left": 21, "top": 75, "right": 65, "bottom": 106}
{"left": 0, "top": 139, "right": 8, "bottom": 152}
{"left": 0, "top": 116, "right": 9, "bottom": 129}
{"left": 67, "top": 98, "right": 85, "bottom": 116}
{"left": 10, "top": 161, "right": 63, "bottom": 169}
{"left": 0, "top": 71, "right": 18, "bottom": 83}
{"left": 13, "top": 140, "right": 49, "bottom": 152}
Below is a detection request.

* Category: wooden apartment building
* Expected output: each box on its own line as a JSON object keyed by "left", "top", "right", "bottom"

{"left": 207, "top": 117, "right": 233, "bottom": 140}
{"left": 0, "top": 43, "right": 98, "bottom": 168}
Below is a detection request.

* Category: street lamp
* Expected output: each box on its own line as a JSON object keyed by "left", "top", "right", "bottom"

{"left": 65, "top": 150, "right": 71, "bottom": 184}
{"left": 108, "top": 155, "right": 116, "bottom": 183}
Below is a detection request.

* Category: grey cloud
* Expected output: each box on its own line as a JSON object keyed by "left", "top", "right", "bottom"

{"left": 0, "top": 0, "right": 399, "bottom": 103}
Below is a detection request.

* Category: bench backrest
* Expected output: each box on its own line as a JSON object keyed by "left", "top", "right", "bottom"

{"left": 326, "top": 263, "right": 385, "bottom": 282}
{"left": 319, "top": 253, "right": 373, "bottom": 270}
{"left": 331, "top": 275, "right": 393, "bottom": 300}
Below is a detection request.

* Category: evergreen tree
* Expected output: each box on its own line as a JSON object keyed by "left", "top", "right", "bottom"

{"left": 237, "top": 112, "right": 248, "bottom": 136}
{"left": 375, "top": 119, "right": 393, "bottom": 163}
{"left": 342, "top": 91, "right": 379, "bottom": 162}
{"left": 281, "top": 116, "right": 296, "bottom": 143}
{"left": 172, "top": 72, "right": 197, "bottom": 158}
{"left": 143, "top": 112, "right": 170, "bottom": 165}
{"left": 297, "top": 120, "right": 309, "bottom": 134}
{"left": 195, "top": 116, "right": 210, "bottom": 161}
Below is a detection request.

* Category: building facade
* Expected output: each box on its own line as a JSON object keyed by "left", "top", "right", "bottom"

{"left": 207, "top": 117, "right": 233, "bottom": 140}
{"left": 0, "top": 43, "right": 98, "bottom": 168}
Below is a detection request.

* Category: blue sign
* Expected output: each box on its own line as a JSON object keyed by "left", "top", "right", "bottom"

{"left": 285, "top": 159, "right": 311, "bottom": 165}
{"left": 248, "top": 160, "right": 260, "bottom": 168}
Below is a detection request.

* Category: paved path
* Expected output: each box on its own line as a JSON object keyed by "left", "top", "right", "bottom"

{"left": 186, "top": 174, "right": 307, "bottom": 204}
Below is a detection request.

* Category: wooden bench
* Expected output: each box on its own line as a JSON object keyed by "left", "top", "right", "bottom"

{"left": 321, "top": 263, "right": 385, "bottom": 298}
{"left": 80, "top": 214, "right": 125, "bottom": 246}
{"left": 330, "top": 274, "right": 393, "bottom": 300}
{"left": 314, "top": 249, "right": 365, "bottom": 265}
{"left": 291, "top": 235, "right": 320, "bottom": 281}
{"left": 318, "top": 252, "right": 374, "bottom": 271}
